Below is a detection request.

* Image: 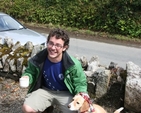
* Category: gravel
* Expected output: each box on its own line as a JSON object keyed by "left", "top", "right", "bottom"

{"left": 0, "top": 77, "right": 27, "bottom": 113}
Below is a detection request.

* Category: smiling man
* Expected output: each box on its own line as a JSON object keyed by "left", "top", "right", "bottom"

{"left": 21, "top": 28, "right": 87, "bottom": 113}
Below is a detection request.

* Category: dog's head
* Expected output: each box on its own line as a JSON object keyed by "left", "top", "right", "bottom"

{"left": 68, "top": 93, "right": 94, "bottom": 112}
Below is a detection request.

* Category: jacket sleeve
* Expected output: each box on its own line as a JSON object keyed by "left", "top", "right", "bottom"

{"left": 70, "top": 59, "right": 88, "bottom": 95}
{"left": 22, "top": 61, "right": 39, "bottom": 85}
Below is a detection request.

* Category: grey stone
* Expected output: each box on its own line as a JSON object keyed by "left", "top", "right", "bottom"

{"left": 124, "top": 61, "right": 141, "bottom": 112}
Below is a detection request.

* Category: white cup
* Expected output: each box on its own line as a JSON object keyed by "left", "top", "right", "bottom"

{"left": 19, "top": 77, "right": 29, "bottom": 88}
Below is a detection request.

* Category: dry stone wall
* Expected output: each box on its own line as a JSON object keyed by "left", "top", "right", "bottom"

{"left": 0, "top": 38, "right": 45, "bottom": 80}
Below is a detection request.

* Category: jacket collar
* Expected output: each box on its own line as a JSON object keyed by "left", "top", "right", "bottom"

{"left": 30, "top": 49, "right": 75, "bottom": 70}
{"left": 62, "top": 51, "right": 75, "bottom": 70}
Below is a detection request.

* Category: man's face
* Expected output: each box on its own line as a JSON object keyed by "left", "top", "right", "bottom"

{"left": 47, "top": 36, "right": 67, "bottom": 62}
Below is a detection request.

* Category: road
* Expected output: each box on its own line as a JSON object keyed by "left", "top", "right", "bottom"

{"left": 68, "top": 38, "right": 141, "bottom": 69}
{"left": 32, "top": 27, "right": 141, "bottom": 69}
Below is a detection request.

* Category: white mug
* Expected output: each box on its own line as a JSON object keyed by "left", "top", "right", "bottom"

{"left": 19, "top": 77, "right": 29, "bottom": 88}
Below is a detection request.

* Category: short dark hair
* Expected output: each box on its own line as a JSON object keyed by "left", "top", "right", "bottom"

{"left": 47, "top": 28, "right": 70, "bottom": 48}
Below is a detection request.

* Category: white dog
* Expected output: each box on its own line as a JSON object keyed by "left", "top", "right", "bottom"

{"left": 68, "top": 93, "right": 124, "bottom": 113}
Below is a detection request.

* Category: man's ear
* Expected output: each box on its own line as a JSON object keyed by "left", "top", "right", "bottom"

{"left": 79, "top": 100, "right": 89, "bottom": 112}
{"left": 63, "top": 45, "right": 69, "bottom": 51}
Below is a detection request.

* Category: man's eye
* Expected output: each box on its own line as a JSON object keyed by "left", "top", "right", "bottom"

{"left": 56, "top": 44, "right": 62, "bottom": 47}
{"left": 48, "top": 42, "right": 53, "bottom": 45}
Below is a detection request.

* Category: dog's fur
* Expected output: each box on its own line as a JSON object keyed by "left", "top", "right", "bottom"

{"left": 68, "top": 94, "right": 123, "bottom": 113}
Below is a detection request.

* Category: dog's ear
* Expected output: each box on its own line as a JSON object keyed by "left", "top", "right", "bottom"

{"left": 79, "top": 100, "right": 89, "bottom": 112}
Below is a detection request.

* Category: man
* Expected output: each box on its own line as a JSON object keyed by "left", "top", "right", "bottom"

{"left": 21, "top": 28, "right": 87, "bottom": 113}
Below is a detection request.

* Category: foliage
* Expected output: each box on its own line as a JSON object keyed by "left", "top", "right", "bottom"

{"left": 0, "top": 0, "right": 141, "bottom": 38}
{"left": 92, "top": 0, "right": 141, "bottom": 38}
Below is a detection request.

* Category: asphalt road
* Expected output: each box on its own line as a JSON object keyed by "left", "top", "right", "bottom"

{"left": 30, "top": 27, "right": 141, "bottom": 69}
{"left": 68, "top": 37, "right": 141, "bottom": 69}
